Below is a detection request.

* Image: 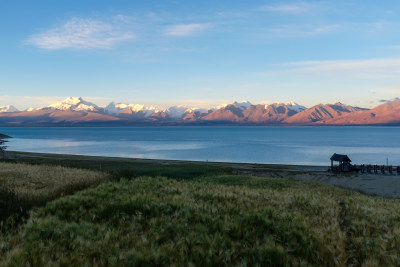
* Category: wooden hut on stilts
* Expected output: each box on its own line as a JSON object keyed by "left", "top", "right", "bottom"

{"left": 330, "top": 153, "right": 352, "bottom": 172}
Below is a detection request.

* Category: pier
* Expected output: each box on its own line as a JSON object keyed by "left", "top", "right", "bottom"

{"left": 351, "top": 164, "right": 400, "bottom": 175}
{"left": 330, "top": 153, "right": 400, "bottom": 175}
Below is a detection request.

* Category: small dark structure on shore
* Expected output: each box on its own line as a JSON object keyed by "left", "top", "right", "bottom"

{"left": 330, "top": 153, "right": 400, "bottom": 175}
{"left": 330, "top": 153, "right": 353, "bottom": 172}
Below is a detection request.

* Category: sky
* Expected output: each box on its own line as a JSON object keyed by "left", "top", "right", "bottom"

{"left": 1, "top": 0, "right": 400, "bottom": 110}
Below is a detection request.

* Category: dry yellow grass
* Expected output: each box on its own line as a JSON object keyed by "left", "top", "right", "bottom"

{"left": 0, "top": 162, "right": 110, "bottom": 201}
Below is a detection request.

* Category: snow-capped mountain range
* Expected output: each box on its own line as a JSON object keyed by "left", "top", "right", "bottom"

{"left": 22, "top": 97, "right": 214, "bottom": 118}
{"left": 0, "top": 96, "right": 399, "bottom": 125}
{"left": 17, "top": 97, "right": 306, "bottom": 120}
{"left": 48, "top": 97, "right": 101, "bottom": 112}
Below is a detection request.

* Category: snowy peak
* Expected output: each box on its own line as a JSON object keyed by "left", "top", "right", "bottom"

{"left": 215, "top": 103, "right": 228, "bottom": 110}
{"left": 165, "top": 106, "right": 208, "bottom": 119}
{"left": 166, "top": 105, "right": 191, "bottom": 119}
{"left": 233, "top": 100, "right": 252, "bottom": 110}
{"left": 0, "top": 105, "right": 19, "bottom": 113}
{"left": 269, "top": 101, "right": 306, "bottom": 113}
{"left": 49, "top": 97, "right": 100, "bottom": 112}
{"left": 212, "top": 100, "right": 252, "bottom": 112}
{"left": 63, "top": 97, "right": 85, "bottom": 105}
{"left": 105, "top": 102, "right": 156, "bottom": 117}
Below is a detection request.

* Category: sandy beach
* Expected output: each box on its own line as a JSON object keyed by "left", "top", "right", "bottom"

{"left": 229, "top": 163, "right": 400, "bottom": 199}
{"left": 292, "top": 172, "right": 400, "bottom": 199}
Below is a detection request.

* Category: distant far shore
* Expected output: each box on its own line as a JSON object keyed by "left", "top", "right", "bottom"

{"left": 1, "top": 123, "right": 400, "bottom": 127}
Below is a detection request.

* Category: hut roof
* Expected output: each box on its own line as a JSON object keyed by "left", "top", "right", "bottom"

{"left": 330, "top": 153, "right": 351, "bottom": 162}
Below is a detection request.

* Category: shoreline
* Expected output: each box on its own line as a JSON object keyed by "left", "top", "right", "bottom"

{"left": 1, "top": 125, "right": 400, "bottom": 127}
{"left": 4, "top": 150, "right": 400, "bottom": 199}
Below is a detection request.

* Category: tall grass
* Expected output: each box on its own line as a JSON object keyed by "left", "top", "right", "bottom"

{"left": 0, "top": 162, "right": 110, "bottom": 200}
{"left": 1, "top": 175, "right": 399, "bottom": 266}
{"left": 0, "top": 162, "right": 110, "bottom": 230}
{"left": 0, "top": 188, "right": 29, "bottom": 230}
{"left": 2, "top": 152, "right": 230, "bottom": 180}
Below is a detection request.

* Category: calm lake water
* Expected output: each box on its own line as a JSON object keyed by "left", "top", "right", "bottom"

{"left": 1, "top": 126, "right": 400, "bottom": 166}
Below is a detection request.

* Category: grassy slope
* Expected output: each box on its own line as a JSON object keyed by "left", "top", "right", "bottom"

{"left": 1, "top": 175, "right": 400, "bottom": 266}
{"left": 0, "top": 162, "right": 110, "bottom": 200}
{"left": 0, "top": 162, "right": 110, "bottom": 228}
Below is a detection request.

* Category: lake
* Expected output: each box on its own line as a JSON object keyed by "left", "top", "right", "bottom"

{"left": 1, "top": 126, "right": 400, "bottom": 166}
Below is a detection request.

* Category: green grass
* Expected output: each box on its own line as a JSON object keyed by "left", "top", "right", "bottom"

{"left": 1, "top": 175, "right": 400, "bottom": 266}
{"left": 0, "top": 188, "right": 29, "bottom": 229}
{"left": 0, "top": 162, "right": 110, "bottom": 230}
{"left": 2, "top": 151, "right": 232, "bottom": 179}
{"left": 1, "top": 152, "right": 399, "bottom": 265}
{"left": 3, "top": 151, "right": 324, "bottom": 180}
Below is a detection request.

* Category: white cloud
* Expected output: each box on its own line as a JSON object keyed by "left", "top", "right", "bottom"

{"left": 26, "top": 18, "right": 135, "bottom": 50}
{"left": 261, "top": 3, "right": 311, "bottom": 14}
{"left": 164, "top": 23, "right": 211, "bottom": 36}
{"left": 283, "top": 58, "right": 400, "bottom": 79}
{"left": 252, "top": 58, "right": 400, "bottom": 108}
{"left": 267, "top": 24, "right": 339, "bottom": 37}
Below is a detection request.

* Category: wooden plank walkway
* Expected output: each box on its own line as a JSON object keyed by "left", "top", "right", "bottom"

{"left": 331, "top": 164, "right": 400, "bottom": 175}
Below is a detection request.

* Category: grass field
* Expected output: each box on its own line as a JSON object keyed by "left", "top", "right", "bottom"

{"left": 0, "top": 162, "right": 110, "bottom": 229}
{"left": 3, "top": 151, "right": 325, "bottom": 179}
{"left": 1, "top": 153, "right": 400, "bottom": 265}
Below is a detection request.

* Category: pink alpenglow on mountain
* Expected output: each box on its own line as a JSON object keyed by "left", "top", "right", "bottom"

{"left": 1, "top": 97, "right": 400, "bottom": 125}
{"left": 323, "top": 100, "right": 400, "bottom": 125}
{"left": 284, "top": 102, "right": 365, "bottom": 124}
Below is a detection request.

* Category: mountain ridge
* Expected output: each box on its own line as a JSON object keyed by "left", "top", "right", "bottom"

{"left": 0, "top": 97, "right": 399, "bottom": 126}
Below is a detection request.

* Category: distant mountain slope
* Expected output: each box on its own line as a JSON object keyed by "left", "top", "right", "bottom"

{"left": 284, "top": 103, "right": 365, "bottom": 124}
{"left": 1, "top": 96, "right": 399, "bottom": 125}
{"left": 324, "top": 100, "right": 400, "bottom": 125}
{"left": 202, "top": 101, "right": 305, "bottom": 123}
{"left": 243, "top": 103, "right": 305, "bottom": 123}
{"left": 182, "top": 110, "right": 209, "bottom": 121}
{"left": 202, "top": 102, "right": 246, "bottom": 122}
{"left": 0, "top": 109, "right": 120, "bottom": 125}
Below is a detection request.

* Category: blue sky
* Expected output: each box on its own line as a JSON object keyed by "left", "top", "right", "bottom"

{"left": 1, "top": 0, "right": 400, "bottom": 109}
